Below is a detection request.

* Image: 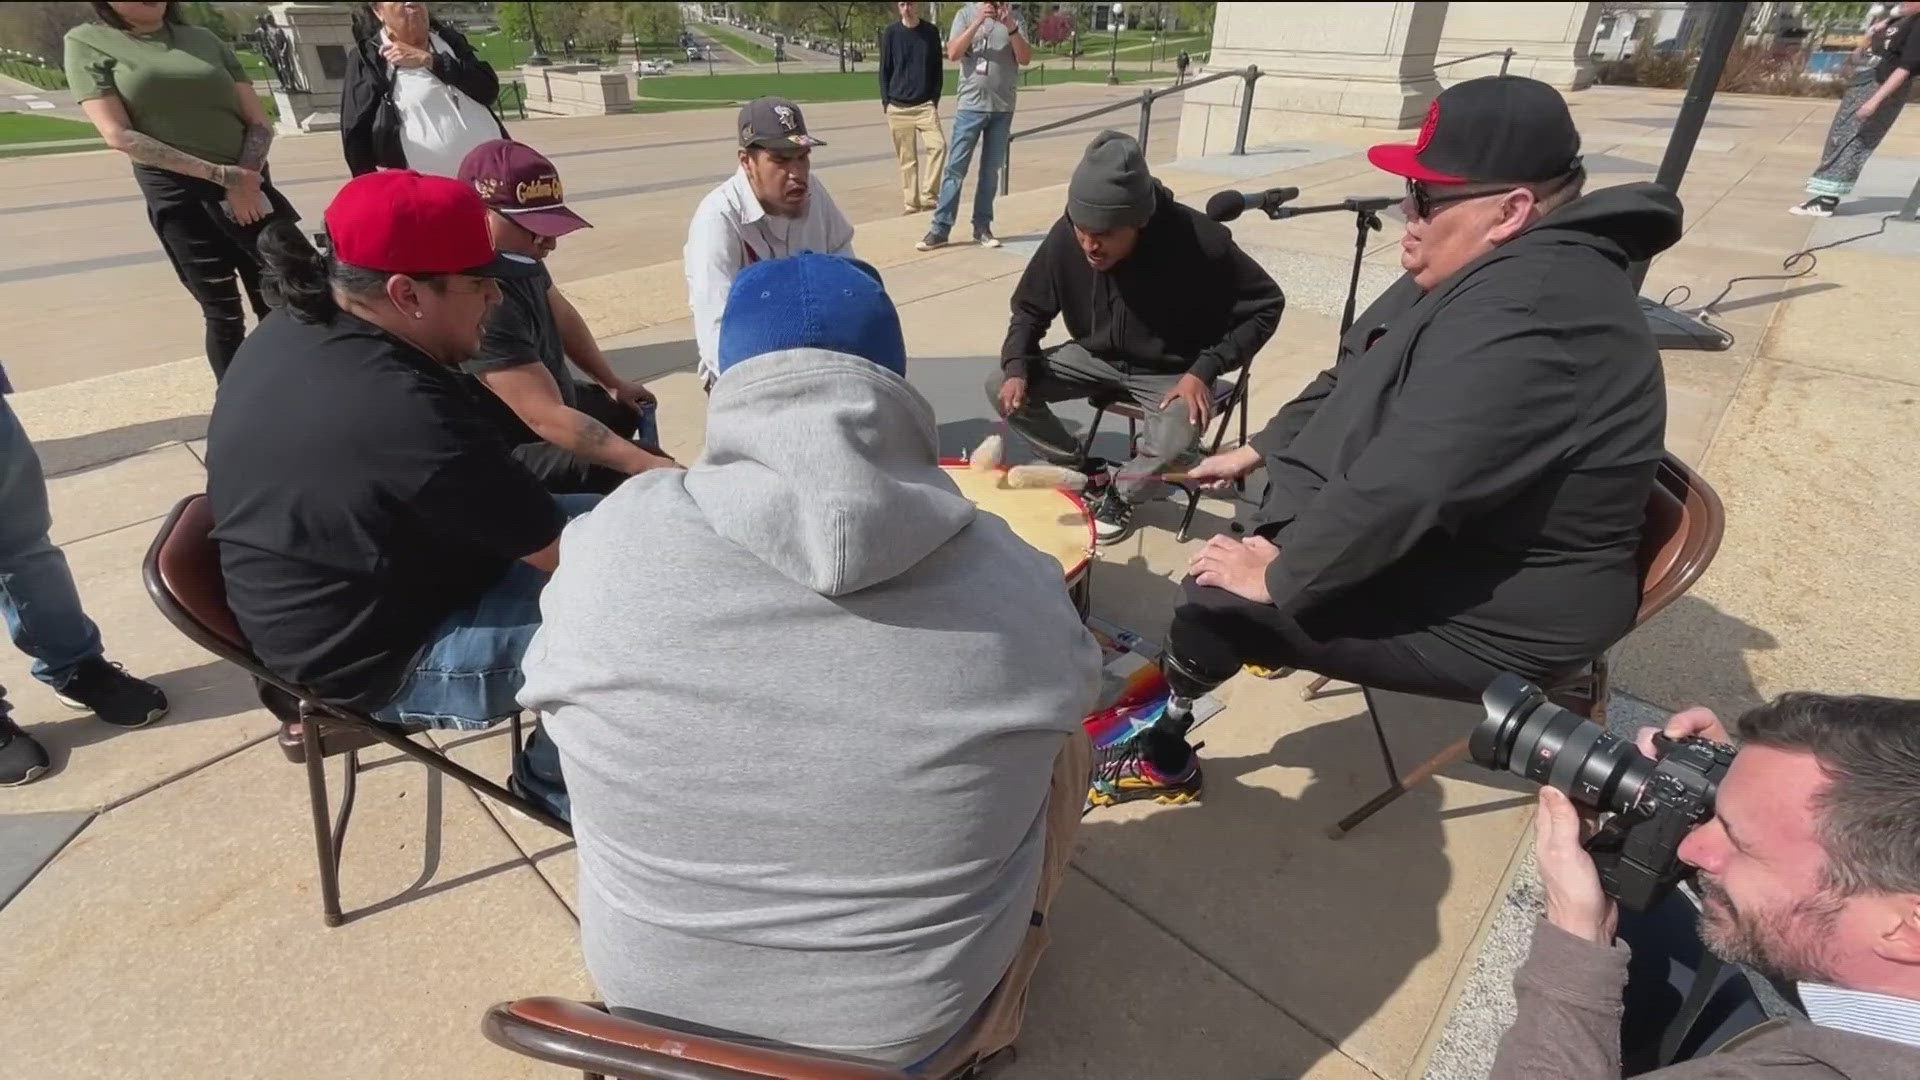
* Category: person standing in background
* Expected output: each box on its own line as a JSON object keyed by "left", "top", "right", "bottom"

{"left": 1, "top": 361, "right": 172, "bottom": 787}
{"left": 1791, "top": 2, "right": 1919, "bottom": 217}
{"left": 342, "top": 1, "right": 505, "bottom": 178}
{"left": 879, "top": 1, "right": 947, "bottom": 216}
{"left": 918, "top": 1, "right": 1030, "bottom": 251}
{"left": 65, "top": 0, "right": 298, "bottom": 382}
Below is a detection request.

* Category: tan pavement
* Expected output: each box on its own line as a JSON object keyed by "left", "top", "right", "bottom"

{"left": 3, "top": 85, "right": 1918, "bottom": 1079}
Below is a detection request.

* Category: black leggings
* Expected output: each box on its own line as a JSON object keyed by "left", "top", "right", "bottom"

{"left": 1166, "top": 576, "right": 1501, "bottom": 704}
{"left": 136, "top": 166, "right": 296, "bottom": 381}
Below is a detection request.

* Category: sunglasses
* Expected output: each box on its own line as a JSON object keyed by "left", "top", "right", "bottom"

{"left": 1405, "top": 178, "right": 1511, "bottom": 221}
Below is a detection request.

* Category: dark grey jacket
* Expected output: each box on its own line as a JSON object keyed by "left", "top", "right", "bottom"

{"left": 1493, "top": 921, "right": 1920, "bottom": 1079}
{"left": 1240, "top": 183, "right": 1681, "bottom": 681}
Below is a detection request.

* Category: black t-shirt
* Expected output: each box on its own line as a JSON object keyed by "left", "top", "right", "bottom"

{"left": 206, "top": 309, "right": 564, "bottom": 712}
{"left": 1874, "top": 14, "right": 1920, "bottom": 83}
{"left": 461, "top": 254, "right": 574, "bottom": 446}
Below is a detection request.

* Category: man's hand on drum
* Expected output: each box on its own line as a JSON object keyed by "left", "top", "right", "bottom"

{"left": 997, "top": 375, "right": 1028, "bottom": 416}
{"left": 1160, "top": 373, "right": 1215, "bottom": 429}
{"left": 1185, "top": 444, "right": 1262, "bottom": 492}
{"left": 1190, "top": 534, "right": 1278, "bottom": 604}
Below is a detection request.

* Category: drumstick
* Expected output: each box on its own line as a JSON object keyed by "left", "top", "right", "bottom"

{"left": 1001, "top": 465, "right": 1195, "bottom": 490}
{"left": 970, "top": 433, "right": 1005, "bottom": 473}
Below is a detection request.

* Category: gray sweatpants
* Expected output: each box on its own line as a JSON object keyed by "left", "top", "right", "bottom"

{"left": 986, "top": 342, "right": 1200, "bottom": 504}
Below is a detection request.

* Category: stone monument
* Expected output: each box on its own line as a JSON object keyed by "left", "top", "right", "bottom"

{"left": 1436, "top": 2, "right": 1600, "bottom": 89}
{"left": 1176, "top": 2, "right": 1449, "bottom": 159}
{"left": 255, "top": 2, "right": 355, "bottom": 135}
{"left": 519, "top": 63, "right": 631, "bottom": 117}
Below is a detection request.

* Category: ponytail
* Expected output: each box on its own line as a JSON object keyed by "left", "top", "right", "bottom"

{"left": 257, "top": 220, "right": 338, "bottom": 323}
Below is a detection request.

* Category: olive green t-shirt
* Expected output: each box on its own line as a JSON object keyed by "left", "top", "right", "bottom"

{"left": 63, "top": 21, "right": 249, "bottom": 165}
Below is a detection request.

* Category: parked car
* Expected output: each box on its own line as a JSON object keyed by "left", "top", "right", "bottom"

{"left": 634, "top": 59, "right": 666, "bottom": 75}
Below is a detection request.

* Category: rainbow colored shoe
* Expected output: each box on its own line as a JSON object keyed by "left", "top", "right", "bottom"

{"left": 1088, "top": 739, "right": 1203, "bottom": 807}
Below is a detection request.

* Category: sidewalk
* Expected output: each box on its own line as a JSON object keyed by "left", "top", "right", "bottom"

{"left": 3, "top": 85, "right": 1919, "bottom": 1079}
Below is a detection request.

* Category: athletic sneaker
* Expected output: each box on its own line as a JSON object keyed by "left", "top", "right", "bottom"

{"left": 915, "top": 230, "right": 949, "bottom": 251}
{"left": 53, "top": 658, "right": 169, "bottom": 729}
{"left": 1091, "top": 488, "right": 1135, "bottom": 543}
{"left": 973, "top": 227, "right": 1001, "bottom": 249}
{"left": 0, "top": 720, "right": 51, "bottom": 787}
{"left": 1788, "top": 196, "right": 1837, "bottom": 218}
{"left": 1089, "top": 736, "right": 1203, "bottom": 807}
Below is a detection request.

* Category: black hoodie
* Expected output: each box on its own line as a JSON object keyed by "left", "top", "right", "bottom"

{"left": 1001, "top": 183, "right": 1284, "bottom": 382}
{"left": 1242, "top": 182, "right": 1684, "bottom": 681}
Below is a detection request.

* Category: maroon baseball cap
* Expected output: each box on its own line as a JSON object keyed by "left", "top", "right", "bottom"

{"left": 458, "top": 139, "right": 592, "bottom": 238}
{"left": 324, "top": 170, "right": 538, "bottom": 278}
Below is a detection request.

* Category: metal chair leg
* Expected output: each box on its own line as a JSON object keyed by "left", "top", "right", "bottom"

{"left": 1329, "top": 736, "right": 1471, "bottom": 839}
{"left": 301, "top": 718, "right": 345, "bottom": 927}
{"left": 1077, "top": 407, "right": 1107, "bottom": 461}
{"left": 1301, "top": 674, "right": 1333, "bottom": 701}
{"left": 330, "top": 749, "right": 358, "bottom": 877}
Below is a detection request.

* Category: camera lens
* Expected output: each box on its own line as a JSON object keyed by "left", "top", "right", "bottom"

{"left": 1471, "top": 673, "right": 1655, "bottom": 814}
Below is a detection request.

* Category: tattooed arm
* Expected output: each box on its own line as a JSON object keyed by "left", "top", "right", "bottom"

{"left": 233, "top": 81, "right": 275, "bottom": 172}
{"left": 80, "top": 96, "right": 243, "bottom": 183}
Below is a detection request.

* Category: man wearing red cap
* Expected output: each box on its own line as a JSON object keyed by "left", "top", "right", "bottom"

{"left": 1099, "top": 76, "right": 1683, "bottom": 806}
{"left": 205, "top": 169, "right": 587, "bottom": 814}
{"left": 458, "top": 139, "right": 675, "bottom": 495}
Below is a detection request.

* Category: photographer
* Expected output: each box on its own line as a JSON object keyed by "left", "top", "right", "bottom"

{"left": 1492, "top": 694, "right": 1920, "bottom": 1079}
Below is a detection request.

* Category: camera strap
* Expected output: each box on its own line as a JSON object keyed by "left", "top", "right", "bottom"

{"left": 1659, "top": 948, "right": 1729, "bottom": 1066}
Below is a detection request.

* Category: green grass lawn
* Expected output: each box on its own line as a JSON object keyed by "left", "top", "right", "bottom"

{"left": 0, "top": 112, "right": 98, "bottom": 145}
{"left": 0, "top": 57, "right": 67, "bottom": 91}
{"left": 701, "top": 24, "right": 776, "bottom": 65}
{"left": 470, "top": 30, "right": 533, "bottom": 69}
{"left": 637, "top": 66, "right": 1159, "bottom": 106}
{"left": 232, "top": 46, "right": 272, "bottom": 80}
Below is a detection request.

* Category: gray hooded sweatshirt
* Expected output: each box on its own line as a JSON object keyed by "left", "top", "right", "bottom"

{"left": 519, "top": 348, "right": 1102, "bottom": 1066}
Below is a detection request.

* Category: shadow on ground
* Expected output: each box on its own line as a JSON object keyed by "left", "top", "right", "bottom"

{"left": 1613, "top": 594, "right": 1777, "bottom": 720}
{"left": 37, "top": 414, "right": 210, "bottom": 479}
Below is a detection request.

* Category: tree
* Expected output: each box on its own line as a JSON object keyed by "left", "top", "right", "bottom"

{"left": 800, "top": 2, "right": 888, "bottom": 72}
{"left": 0, "top": 1, "right": 90, "bottom": 65}
{"left": 1798, "top": 1, "right": 1871, "bottom": 53}
{"left": 499, "top": 1, "right": 588, "bottom": 54}
{"left": 627, "top": 1, "right": 685, "bottom": 48}
{"left": 1037, "top": 11, "right": 1073, "bottom": 48}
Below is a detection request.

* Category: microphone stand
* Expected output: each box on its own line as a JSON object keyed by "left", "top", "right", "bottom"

{"left": 1256, "top": 196, "right": 1399, "bottom": 333}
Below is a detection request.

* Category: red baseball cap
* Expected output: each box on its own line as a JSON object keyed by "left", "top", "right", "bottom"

{"left": 1368, "top": 76, "right": 1582, "bottom": 185}
{"left": 458, "top": 139, "right": 592, "bottom": 238}
{"left": 323, "top": 169, "right": 538, "bottom": 279}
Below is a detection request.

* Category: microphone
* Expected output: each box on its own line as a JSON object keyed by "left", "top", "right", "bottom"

{"left": 1205, "top": 186, "right": 1301, "bottom": 223}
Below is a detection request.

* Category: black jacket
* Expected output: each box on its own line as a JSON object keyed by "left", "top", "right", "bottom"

{"left": 878, "top": 19, "right": 943, "bottom": 108}
{"left": 1001, "top": 183, "right": 1284, "bottom": 383}
{"left": 1242, "top": 182, "right": 1683, "bottom": 680}
{"left": 341, "top": 19, "right": 502, "bottom": 176}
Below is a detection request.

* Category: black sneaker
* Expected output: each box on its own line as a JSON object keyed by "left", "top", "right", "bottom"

{"left": 1092, "top": 488, "right": 1136, "bottom": 543}
{"left": 53, "top": 658, "right": 168, "bottom": 729}
{"left": 0, "top": 720, "right": 51, "bottom": 787}
{"left": 973, "top": 227, "right": 1001, "bottom": 249}
{"left": 1788, "top": 196, "right": 1837, "bottom": 218}
{"left": 915, "top": 230, "right": 949, "bottom": 251}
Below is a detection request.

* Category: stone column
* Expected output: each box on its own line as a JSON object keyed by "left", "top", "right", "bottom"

{"left": 1435, "top": 2, "right": 1600, "bottom": 90}
{"left": 265, "top": 2, "right": 355, "bottom": 134}
{"left": 1176, "top": 2, "right": 1449, "bottom": 159}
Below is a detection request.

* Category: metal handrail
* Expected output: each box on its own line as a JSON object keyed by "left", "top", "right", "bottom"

{"left": 1434, "top": 47, "right": 1514, "bottom": 74}
{"left": 1000, "top": 65, "right": 1262, "bottom": 195}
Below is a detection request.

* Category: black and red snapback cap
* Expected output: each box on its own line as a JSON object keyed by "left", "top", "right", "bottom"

{"left": 1368, "top": 75, "right": 1582, "bottom": 184}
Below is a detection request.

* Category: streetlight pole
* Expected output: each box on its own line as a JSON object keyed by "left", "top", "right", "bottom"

{"left": 525, "top": 0, "right": 550, "bottom": 65}
{"left": 1107, "top": 2, "right": 1122, "bottom": 85}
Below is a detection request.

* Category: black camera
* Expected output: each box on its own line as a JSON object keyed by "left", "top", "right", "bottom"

{"left": 1469, "top": 673, "right": 1736, "bottom": 911}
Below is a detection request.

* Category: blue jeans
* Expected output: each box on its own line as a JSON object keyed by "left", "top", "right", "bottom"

{"left": 0, "top": 395, "right": 104, "bottom": 688}
{"left": 932, "top": 109, "right": 1014, "bottom": 236}
{"left": 373, "top": 493, "right": 599, "bottom": 732}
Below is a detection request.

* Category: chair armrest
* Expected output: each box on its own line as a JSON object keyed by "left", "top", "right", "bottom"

{"left": 482, "top": 998, "right": 914, "bottom": 1080}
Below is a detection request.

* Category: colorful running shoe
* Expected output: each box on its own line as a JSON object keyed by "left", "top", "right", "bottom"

{"left": 1088, "top": 738, "right": 1203, "bottom": 807}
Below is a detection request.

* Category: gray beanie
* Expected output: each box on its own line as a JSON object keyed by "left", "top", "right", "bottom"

{"left": 1067, "top": 131, "right": 1155, "bottom": 231}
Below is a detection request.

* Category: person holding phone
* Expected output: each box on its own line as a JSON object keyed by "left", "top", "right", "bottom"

{"left": 917, "top": 1, "right": 1031, "bottom": 252}
{"left": 65, "top": 1, "right": 298, "bottom": 382}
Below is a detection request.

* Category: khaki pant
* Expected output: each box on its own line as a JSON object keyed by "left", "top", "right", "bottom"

{"left": 921, "top": 728, "right": 1092, "bottom": 1078}
{"left": 886, "top": 102, "right": 949, "bottom": 212}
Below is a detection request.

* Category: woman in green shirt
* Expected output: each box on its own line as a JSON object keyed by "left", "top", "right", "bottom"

{"left": 65, "top": 1, "right": 299, "bottom": 380}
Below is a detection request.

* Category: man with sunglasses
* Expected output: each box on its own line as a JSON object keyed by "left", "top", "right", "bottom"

{"left": 459, "top": 140, "right": 675, "bottom": 495}
{"left": 1096, "top": 76, "right": 1684, "bottom": 807}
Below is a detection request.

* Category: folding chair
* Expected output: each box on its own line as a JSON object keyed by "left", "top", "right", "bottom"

{"left": 1078, "top": 360, "right": 1255, "bottom": 543}
{"left": 143, "top": 494, "right": 570, "bottom": 927}
{"left": 1323, "top": 454, "right": 1726, "bottom": 838}
{"left": 482, "top": 998, "right": 919, "bottom": 1080}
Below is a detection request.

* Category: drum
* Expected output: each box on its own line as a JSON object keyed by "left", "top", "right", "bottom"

{"left": 940, "top": 461, "right": 1095, "bottom": 619}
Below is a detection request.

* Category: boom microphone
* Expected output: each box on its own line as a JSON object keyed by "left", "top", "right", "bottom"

{"left": 1205, "top": 186, "right": 1301, "bottom": 223}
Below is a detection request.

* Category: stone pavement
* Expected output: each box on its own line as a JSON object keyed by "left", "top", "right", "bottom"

{"left": 3, "top": 85, "right": 1919, "bottom": 1079}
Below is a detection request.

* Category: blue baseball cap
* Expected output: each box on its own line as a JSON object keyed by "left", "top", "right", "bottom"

{"left": 717, "top": 254, "right": 906, "bottom": 379}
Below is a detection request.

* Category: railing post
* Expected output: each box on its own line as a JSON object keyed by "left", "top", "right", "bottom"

{"left": 1000, "top": 157, "right": 1010, "bottom": 197}
{"left": 1900, "top": 171, "right": 1920, "bottom": 222}
{"left": 1233, "top": 66, "right": 1262, "bottom": 156}
{"left": 1501, "top": 48, "right": 1512, "bottom": 76}
{"left": 1137, "top": 89, "right": 1154, "bottom": 151}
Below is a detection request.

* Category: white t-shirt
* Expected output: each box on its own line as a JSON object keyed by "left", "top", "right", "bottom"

{"left": 384, "top": 29, "right": 500, "bottom": 178}
{"left": 684, "top": 168, "right": 858, "bottom": 382}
